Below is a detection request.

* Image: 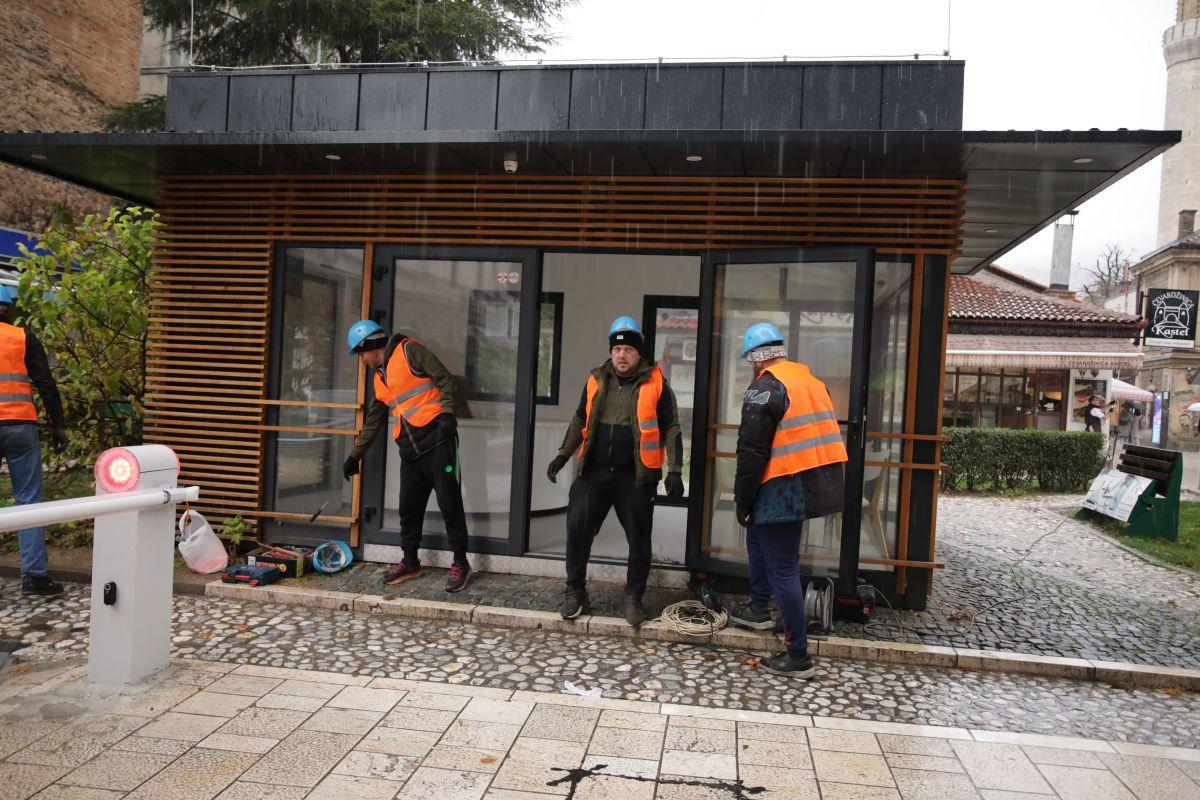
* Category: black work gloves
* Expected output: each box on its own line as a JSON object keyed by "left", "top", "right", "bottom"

{"left": 735, "top": 505, "right": 753, "bottom": 528}
{"left": 50, "top": 427, "right": 68, "bottom": 454}
{"left": 342, "top": 456, "right": 360, "bottom": 481}
{"left": 664, "top": 471, "right": 685, "bottom": 499}
{"left": 437, "top": 413, "right": 457, "bottom": 439}
{"left": 547, "top": 454, "right": 569, "bottom": 483}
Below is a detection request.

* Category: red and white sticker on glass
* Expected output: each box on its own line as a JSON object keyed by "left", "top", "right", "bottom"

{"left": 496, "top": 272, "right": 520, "bottom": 284}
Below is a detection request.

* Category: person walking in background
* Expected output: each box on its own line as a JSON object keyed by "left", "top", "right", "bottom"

{"left": 0, "top": 285, "right": 68, "bottom": 596}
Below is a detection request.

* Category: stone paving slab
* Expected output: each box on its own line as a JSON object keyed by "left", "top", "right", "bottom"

{"left": 226, "top": 493, "right": 1200, "bottom": 670}
{"left": 1, "top": 660, "right": 1198, "bottom": 800}
{"left": 3, "top": 578, "right": 1198, "bottom": 752}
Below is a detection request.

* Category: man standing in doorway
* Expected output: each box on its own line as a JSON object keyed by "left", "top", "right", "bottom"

{"left": 0, "top": 286, "right": 68, "bottom": 595}
{"left": 730, "top": 322, "right": 846, "bottom": 677}
{"left": 343, "top": 320, "right": 473, "bottom": 592}
{"left": 547, "top": 316, "right": 685, "bottom": 627}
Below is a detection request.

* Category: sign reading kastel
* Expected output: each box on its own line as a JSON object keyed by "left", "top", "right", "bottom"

{"left": 1145, "top": 288, "right": 1200, "bottom": 348}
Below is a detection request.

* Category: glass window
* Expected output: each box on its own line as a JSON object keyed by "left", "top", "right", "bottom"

{"left": 650, "top": 302, "right": 698, "bottom": 496}
{"left": 383, "top": 259, "right": 524, "bottom": 540}
{"left": 705, "top": 259, "right": 859, "bottom": 575}
{"left": 537, "top": 294, "right": 563, "bottom": 404}
{"left": 270, "top": 247, "right": 364, "bottom": 521}
{"left": 862, "top": 259, "right": 912, "bottom": 566}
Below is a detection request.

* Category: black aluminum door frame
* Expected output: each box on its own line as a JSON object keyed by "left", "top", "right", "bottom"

{"left": 686, "top": 246, "right": 876, "bottom": 596}
{"left": 360, "top": 244, "right": 541, "bottom": 557}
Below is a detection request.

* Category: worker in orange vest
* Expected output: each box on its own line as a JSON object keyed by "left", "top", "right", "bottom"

{"left": 547, "top": 317, "right": 684, "bottom": 627}
{"left": 343, "top": 320, "right": 472, "bottom": 593}
{"left": 731, "top": 323, "right": 847, "bottom": 677}
{"left": 0, "top": 286, "right": 68, "bottom": 595}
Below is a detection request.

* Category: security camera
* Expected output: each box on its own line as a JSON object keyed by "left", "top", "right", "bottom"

{"left": 503, "top": 153, "right": 518, "bottom": 174}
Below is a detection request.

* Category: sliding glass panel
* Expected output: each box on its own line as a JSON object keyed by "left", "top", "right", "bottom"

{"left": 382, "top": 259, "right": 524, "bottom": 540}
{"left": 268, "top": 247, "right": 363, "bottom": 525}
{"left": 704, "top": 258, "right": 860, "bottom": 577}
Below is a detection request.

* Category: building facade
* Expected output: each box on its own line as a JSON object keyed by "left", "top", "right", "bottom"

{"left": 944, "top": 271, "right": 1142, "bottom": 434}
{"left": 0, "top": 60, "right": 1174, "bottom": 609}
{"left": 0, "top": 0, "right": 141, "bottom": 231}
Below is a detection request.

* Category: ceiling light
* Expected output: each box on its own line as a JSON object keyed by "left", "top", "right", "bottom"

{"left": 985, "top": 228, "right": 999, "bottom": 234}
{"left": 1072, "top": 157, "right": 1094, "bottom": 165}
{"left": 324, "top": 154, "right": 341, "bottom": 161}
{"left": 685, "top": 155, "right": 703, "bottom": 162}
{"left": 29, "top": 153, "right": 46, "bottom": 160}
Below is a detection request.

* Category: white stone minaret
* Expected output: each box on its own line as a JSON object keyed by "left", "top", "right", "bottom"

{"left": 1158, "top": 0, "right": 1200, "bottom": 246}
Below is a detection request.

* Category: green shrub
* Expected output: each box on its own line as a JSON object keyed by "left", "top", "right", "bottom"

{"left": 941, "top": 427, "right": 1105, "bottom": 493}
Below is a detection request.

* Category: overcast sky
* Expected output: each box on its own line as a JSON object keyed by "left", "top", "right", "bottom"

{"left": 525, "top": 0, "right": 1177, "bottom": 288}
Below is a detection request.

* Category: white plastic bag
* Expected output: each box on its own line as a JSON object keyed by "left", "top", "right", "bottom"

{"left": 178, "top": 510, "right": 228, "bottom": 574}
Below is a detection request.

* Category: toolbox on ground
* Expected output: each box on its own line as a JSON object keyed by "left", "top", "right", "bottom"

{"left": 246, "top": 545, "right": 314, "bottom": 578}
{"left": 221, "top": 563, "right": 286, "bottom": 587}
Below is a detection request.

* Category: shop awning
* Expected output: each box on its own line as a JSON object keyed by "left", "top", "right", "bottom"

{"left": 946, "top": 334, "right": 1143, "bottom": 370}
{"left": 1112, "top": 378, "right": 1153, "bottom": 402}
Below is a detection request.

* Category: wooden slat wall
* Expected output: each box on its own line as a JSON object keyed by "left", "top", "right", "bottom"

{"left": 147, "top": 173, "right": 965, "bottom": 529}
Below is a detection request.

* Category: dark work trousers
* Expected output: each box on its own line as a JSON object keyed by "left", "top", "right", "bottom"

{"left": 565, "top": 468, "right": 654, "bottom": 596}
{"left": 396, "top": 436, "right": 469, "bottom": 565}
{"left": 746, "top": 522, "right": 809, "bottom": 660}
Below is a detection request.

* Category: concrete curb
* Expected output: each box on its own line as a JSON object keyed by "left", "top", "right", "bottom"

{"left": 204, "top": 581, "right": 1200, "bottom": 692}
{"left": 0, "top": 564, "right": 210, "bottom": 596}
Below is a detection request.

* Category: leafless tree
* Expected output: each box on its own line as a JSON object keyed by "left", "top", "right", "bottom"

{"left": 1081, "top": 244, "right": 1132, "bottom": 306}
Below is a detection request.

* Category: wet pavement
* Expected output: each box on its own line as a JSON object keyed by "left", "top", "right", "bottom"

{"left": 2, "top": 577, "right": 1198, "bottom": 752}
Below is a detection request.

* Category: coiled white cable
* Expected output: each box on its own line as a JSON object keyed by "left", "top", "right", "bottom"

{"left": 654, "top": 599, "right": 729, "bottom": 637}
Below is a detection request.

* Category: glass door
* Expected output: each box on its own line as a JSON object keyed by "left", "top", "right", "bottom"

{"left": 690, "top": 247, "right": 875, "bottom": 595}
{"left": 361, "top": 247, "right": 539, "bottom": 556}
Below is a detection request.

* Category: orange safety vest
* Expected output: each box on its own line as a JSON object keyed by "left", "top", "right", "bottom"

{"left": 760, "top": 360, "right": 847, "bottom": 484}
{"left": 581, "top": 366, "right": 665, "bottom": 469}
{"left": 372, "top": 339, "right": 443, "bottom": 440}
{"left": 0, "top": 323, "right": 37, "bottom": 422}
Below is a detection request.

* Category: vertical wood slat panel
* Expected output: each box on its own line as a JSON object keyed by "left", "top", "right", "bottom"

{"left": 147, "top": 174, "right": 965, "bottom": 533}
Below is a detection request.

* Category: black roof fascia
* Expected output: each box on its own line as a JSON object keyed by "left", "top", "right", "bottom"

{"left": 0, "top": 128, "right": 1178, "bottom": 274}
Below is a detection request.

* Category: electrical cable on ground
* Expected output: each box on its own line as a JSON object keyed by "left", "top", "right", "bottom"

{"left": 656, "top": 599, "right": 729, "bottom": 637}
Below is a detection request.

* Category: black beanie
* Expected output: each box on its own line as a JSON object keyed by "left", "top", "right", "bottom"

{"left": 609, "top": 328, "right": 644, "bottom": 352}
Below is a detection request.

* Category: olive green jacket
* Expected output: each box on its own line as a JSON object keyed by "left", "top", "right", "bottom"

{"left": 557, "top": 359, "right": 684, "bottom": 485}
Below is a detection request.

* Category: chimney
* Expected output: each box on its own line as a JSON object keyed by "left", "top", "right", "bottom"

{"left": 1179, "top": 209, "right": 1197, "bottom": 240}
{"left": 1049, "top": 213, "right": 1076, "bottom": 291}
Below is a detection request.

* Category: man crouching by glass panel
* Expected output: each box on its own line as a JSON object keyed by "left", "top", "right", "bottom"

{"left": 546, "top": 316, "right": 685, "bottom": 628}
{"left": 729, "top": 322, "right": 847, "bottom": 678}
{"left": 342, "top": 319, "right": 473, "bottom": 593}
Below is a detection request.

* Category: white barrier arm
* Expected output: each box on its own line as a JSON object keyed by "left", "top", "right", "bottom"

{"left": 0, "top": 486, "right": 200, "bottom": 533}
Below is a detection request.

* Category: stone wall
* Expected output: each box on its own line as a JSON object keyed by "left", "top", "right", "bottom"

{"left": 0, "top": 0, "right": 142, "bottom": 232}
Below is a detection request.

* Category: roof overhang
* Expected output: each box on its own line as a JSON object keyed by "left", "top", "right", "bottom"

{"left": 0, "top": 128, "right": 1177, "bottom": 274}
{"left": 947, "top": 333, "right": 1143, "bottom": 370}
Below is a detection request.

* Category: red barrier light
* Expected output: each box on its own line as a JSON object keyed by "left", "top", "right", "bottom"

{"left": 95, "top": 448, "right": 140, "bottom": 493}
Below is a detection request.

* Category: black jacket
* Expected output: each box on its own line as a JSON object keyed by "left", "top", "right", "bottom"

{"left": 734, "top": 369, "right": 845, "bottom": 524}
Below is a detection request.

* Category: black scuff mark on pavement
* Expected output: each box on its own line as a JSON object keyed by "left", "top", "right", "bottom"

{"left": 548, "top": 763, "right": 767, "bottom": 798}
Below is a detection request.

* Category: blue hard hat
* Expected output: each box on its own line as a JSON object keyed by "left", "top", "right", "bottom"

{"left": 312, "top": 540, "right": 354, "bottom": 574}
{"left": 741, "top": 322, "right": 785, "bottom": 358}
{"left": 347, "top": 319, "right": 384, "bottom": 356}
{"left": 0, "top": 285, "right": 15, "bottom": 305}
{"left": 609, "top": 315, "right": 641, "bottom": 337}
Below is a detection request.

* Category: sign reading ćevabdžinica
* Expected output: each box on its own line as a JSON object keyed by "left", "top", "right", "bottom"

{"left": 1145, "top": 288, "right": 1199, "bottom": 348}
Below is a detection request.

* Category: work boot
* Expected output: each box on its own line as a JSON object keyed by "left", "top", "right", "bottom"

{"left": 729, "top": 601, "right": 773, "bottom": 631}
{"left": 761, "top": 651, "right": 817, "bottom": 679}
{"left": 624, "top": 594, "right": 649, "bottom": 628}
{"left": 21, "top": 575, "right": 63, "bottom": 596}
{"left": 444, "top": 562, "right": 473, "bottom": 593}
{"left": 383, "top": 559, "right": 422, "bottom": 586}
{"left": 559, "top": 586, "right": 589, "bottom": 620}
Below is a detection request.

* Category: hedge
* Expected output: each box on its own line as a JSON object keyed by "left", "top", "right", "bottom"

{"left": 940, "top": 427, "right": 1106, "bottom": 492}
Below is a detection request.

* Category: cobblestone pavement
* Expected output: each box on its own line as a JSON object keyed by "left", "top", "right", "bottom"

{"left": 2, "top": 659, "right": 1199, "bottom": 800}
{"left": 274, "top": 493, "right": 1200, "bottom": 668}
{"left": 2, "top": 578, "right": 1198, "bottom": 752}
